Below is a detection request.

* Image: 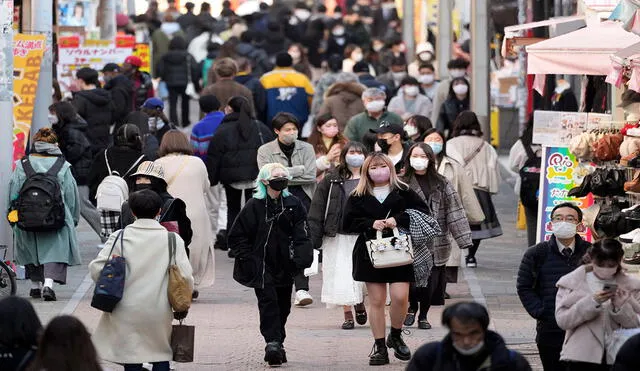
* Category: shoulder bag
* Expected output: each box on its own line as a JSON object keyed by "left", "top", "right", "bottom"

{"left": 167, "top": 232, "right": 192, "bottom": 313}
{"left": 91, "top": 229, "right": 126, "bottom": 312}
{"left": 365, "top": 227, "right": 414, "bottom": 268}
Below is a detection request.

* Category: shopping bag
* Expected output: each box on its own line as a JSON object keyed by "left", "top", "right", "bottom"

{"left": 171, "top": 321, "right": 195, "bottom": 363}
{"left": 517, "top": 202, "right": 526, "bottom": 230}
{"left": 304, "top": 249, "right": 320, "bottom": 277}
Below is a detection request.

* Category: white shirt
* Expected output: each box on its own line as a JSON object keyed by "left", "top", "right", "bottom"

{"left": 373, "top": 186, "right": 390, "bottom": 204}
{"left": 388, "top": 150, "right": 404, "bottom": 166}
{"left": 557, "top": 239, "right": 576, "bottom": 255}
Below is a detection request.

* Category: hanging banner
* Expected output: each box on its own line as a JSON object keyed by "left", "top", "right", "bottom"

{"left": 57, "top": 39, "right": 133, "bottom": 93}
{"left": 12, "top": 33, "right": 46, "bottom": 165}
{"left": 537, "top": 146, "right": 595, "bottom": 243}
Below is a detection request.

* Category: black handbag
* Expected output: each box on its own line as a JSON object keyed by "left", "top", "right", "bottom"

{"left": 91, "top": 229, "right": 126, "bottom": 312}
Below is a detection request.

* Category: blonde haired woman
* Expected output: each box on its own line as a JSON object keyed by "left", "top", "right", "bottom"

{"left": 228, "top": 163, "right": 313, "bottom": 366}
{"left": 343, "top": 152, "right": 429, "bottom": 366}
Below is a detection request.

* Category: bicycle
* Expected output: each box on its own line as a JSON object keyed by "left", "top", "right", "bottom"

{"left": 0, "top": 245, "right": 17, "bottom": 298}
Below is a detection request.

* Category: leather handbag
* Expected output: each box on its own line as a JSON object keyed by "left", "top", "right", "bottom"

{"left": 168, "top": 232, "right": 192, "bottom": 313}
{"left": 365, "top": 227, "right": 414, "bottom": 268}
{"left": 91, "top": 229, "right": 126, "bottom": 312}
{"left": 159, "top": 199, "right": 180, "bottom": 234}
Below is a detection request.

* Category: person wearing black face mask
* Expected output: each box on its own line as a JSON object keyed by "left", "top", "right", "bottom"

{"left": 118, "top": 161, "right": 193, "bottom": 254}
{"left": 228, "top": 163, "right": 313, "bottom": 367}
{"left": 371, "top": 121, "right": 410, "bottom": 174}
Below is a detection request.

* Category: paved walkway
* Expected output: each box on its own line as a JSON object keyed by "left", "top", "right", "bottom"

{"left": 15, "top": 156, "right": 543, "bottom": 370}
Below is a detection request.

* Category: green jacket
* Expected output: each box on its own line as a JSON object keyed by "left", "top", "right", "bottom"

{"left": 9, "top": 155, "right": 81, "bottom": 266}
{"left": 344, "top": 110, "right": 403, "bottom": 143}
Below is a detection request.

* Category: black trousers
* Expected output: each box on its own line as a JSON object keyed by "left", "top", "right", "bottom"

{"left": 524, "top": 206, "right": 538, "bottom": 247}
{"left": 167, "top": 86, "right": 190, "bottom": 127}
{"left": 566, "top": 362, "right": 609, "bottom": 371}
{"left": 224, "top": 185, "right": 254, "bottom": 232}
{"left": 254, "top": 284, "right": 293, "bottom": 344}
{"left": 468, "top": 239, "right": 481, "bottom": 258}
{"left": 537, "top": 343, "right": 567, "bottom": 371}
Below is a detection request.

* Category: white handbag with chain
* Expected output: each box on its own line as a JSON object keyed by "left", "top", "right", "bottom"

{"left": 366, "top": 227, "right": 413, "bottom": 268}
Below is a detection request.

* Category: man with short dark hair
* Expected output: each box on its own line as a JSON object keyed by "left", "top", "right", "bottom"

{"left": 260, "top": 52, "right": 314, "bottom": 125}
{"left": 377, "top": 55, "right": 408, "bottom": 96}
{"left": 234, "top": 57, "right": 268, "bottom": 123}
{"left": 407, "top": 302, "right": 532, "bottom": 370}
{"left": 517, "top": 202, "right": 591, "bottom": 371}
{"left": 102, "top": 63, "right": 133, "bottom": 129}
{"left": 201, "top": 58, "right": 255, "bottom": 117}
{"left": 177, "top": 2, "right": 197, "bottom": 33}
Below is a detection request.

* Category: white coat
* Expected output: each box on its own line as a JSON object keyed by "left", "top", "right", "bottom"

{"left": 89, "top": 219, "right": 193, "bottom": 364}
{"left": 156, "top": 153, "right": 215, "bottom": 288}
{"left": 446, "top": 135, "right": 501, "bottom": 194}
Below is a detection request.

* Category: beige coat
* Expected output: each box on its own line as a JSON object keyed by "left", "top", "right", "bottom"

{"left": 446, "top": 135, "right": 501, "bottom": 194}
{"left": 156, "top": 153, "right": 215, "bottom": 288}
{"left": 438, "top": 156, "right": 485, "bottom": 267}
{"left": 89, "top": 219, "right": 193, "bottom": 364}
{"left": 556, "top": 265, "right": 640, "bottom": 364}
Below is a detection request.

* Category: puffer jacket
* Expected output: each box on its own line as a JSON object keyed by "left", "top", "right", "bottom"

{"left": 307, "top": 170, "right": 353, "bottom": 249}
{"left": 516, "top": 235, "right": 590, "bottom": 347}
{"left": 317, "top": 81, "right": 366, "bottom": 131}
{"left": 53, "top": 116, "right": 93, "bottom": 186}
{"left": 205, "top": 112, "right": 275, "bottom": 185}
{"left": 71, "top": 88, "right": 113, "bottom": 155}
{"left": 156, "top": 50, "right": 200, "bottom": 88}
{"left": 407, "top": 331, "right": 532, "bottom": 371}
{"left": 228, "top": 195, "right": 313, "bottom": 288}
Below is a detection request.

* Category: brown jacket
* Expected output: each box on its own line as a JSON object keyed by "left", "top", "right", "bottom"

{"left": 556, "top": 265, "right": 640, "bottom": 364}
{"left": 317, "top": 82, "right": 366, "bottom": 131}
{"left": 201, "top": 79, "right": 255, "bottom": 116}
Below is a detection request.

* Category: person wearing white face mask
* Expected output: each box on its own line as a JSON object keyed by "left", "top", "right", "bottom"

{"left": 342, "top": 44, "right": 376, "bottom": 75}
{"left": 436, "top": 77, "right": 470, "bottom": 137}
{"left": 430, "top": 58, "right": 469, "bottom": 125}
{"left": 517, "top": 202, "right": 591, "bottom": 371}
{"left": 308, "top": 142, "right": 369, "bottom": 330}
{"left": 388, "top": 77, "right": 434, "bottom": 121}
{"left": 418, "top": 63, "right": 439, "bottom": 102}
{"left": 344, "top": 87, "right": 403, "bottom": 143}
{"left": 378, "top": 56, "right": 408, "bottom": 96}
{"left": 407, "top": 302, "right": 532, "bottom": 371}
{"left": 408, "top": 42, "right": 436, "bottom": 79}
{"left": 556, "top": 238, "right": 640, "bottom": 370}
{"left": 402, "top": 143, "right": 472, "bottom": 331}
{"left": 257, "top": 112, "right": 317, "bottom": 307}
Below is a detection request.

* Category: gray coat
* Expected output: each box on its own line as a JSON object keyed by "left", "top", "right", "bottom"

{"left": 407, "top": 175, "right": 472, "bottom": 265}
{"left": 257, "top": 139, "right": 317, "bottom": 201}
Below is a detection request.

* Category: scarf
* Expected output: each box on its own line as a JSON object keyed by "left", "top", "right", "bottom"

{"left": 407, "top": 209, "right": 441, "bottom": 287}
{"left": 33, "top": 141, "right": 63, "bottom": 156}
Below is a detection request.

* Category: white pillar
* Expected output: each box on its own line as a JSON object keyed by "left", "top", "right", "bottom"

{"left": 402, "top": 0, "right": 415, "bottom": 63}
{"left": 437, "top": 0, "right": 452, "bottom": 78}
{"left": 0, "top": 0, "right": 14, "bottom": 259}
{"left": 471, "top": 0, "right": 491, "bottom": 140}
{"left": 101, "top": 0, "right": 117, "bottom": 40}
{"left": 29, "top": 0, "right": 53, "bottom": 142}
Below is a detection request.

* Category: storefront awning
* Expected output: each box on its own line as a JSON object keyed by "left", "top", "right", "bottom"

{"left": 527, "top": 21, "right": 640, "bottom": 75}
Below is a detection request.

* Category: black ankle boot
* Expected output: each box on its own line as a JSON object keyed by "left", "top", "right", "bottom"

{"left": 264, "top": 342, "right": 283, "bottom": 366}
{"left": 369, "top": 339, "right": 389, "bottom": 366}
{"left": 386, "top": 329, "right": 411, "bottom": 361}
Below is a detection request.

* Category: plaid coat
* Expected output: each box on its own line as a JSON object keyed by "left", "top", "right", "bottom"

{"left": 408, "top": 175, "right": 473, "bottom": 266}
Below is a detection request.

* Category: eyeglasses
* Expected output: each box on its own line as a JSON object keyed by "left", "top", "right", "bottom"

{"left": 551, "top": 215, "right": 578, "bottom": 223}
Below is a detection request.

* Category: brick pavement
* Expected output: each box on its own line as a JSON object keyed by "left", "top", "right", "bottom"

{"left": 16, "top": 155, "right": 544, "bottom": 370}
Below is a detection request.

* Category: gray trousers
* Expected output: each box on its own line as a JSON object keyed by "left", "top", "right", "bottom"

{"left": 205, "top": 184, "right": 227, "bottom": 235}
{"left": 78, "top": 185, "right": 106, "bottom": 242}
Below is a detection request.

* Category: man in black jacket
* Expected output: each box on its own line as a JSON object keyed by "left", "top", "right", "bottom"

{"left": 407, "top": 302, "right": 532, "bottom": 371}
{"left": 102, "top": 63, "right": 133, "bottom": 130}
{"left": 516, "top": 202, "right": 591, "bottom": 371}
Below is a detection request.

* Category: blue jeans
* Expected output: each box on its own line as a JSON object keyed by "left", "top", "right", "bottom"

{"left": 123, "top": 362, "right": 170, "bottom": 371}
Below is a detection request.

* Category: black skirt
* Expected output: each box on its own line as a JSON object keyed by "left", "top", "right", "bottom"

{"left": 470, "top": 189, "right": 503, "bottom": 240}
{"left": 352, "top": 236, "right": 415, "bottom": 283}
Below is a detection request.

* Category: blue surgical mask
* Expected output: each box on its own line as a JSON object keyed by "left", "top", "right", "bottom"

{"left": 426, "top": 142, "right": 443, "bottom": 155}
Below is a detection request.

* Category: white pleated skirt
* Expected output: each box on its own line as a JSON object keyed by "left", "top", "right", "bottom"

{"left": 321, "top": 234, "right": 365, "bottom": 307}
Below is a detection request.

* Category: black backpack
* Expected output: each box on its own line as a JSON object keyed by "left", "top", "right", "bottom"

{"left": 16, "top": 156, "right": 66, "bottom": 232}
{"left": 519, "top": 144, "right": 541, "bottom": 210}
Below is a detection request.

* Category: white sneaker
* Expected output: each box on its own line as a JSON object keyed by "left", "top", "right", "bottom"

{"left": 294, "top": 290, "right": 313, "bottom": 306}
{"left": 621, "top": 228, "right": 640, "bottom": 243}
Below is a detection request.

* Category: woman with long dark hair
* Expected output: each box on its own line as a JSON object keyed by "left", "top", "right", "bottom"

{"left": 307, "top": 114, "right": 348, "bottom": 180}
{"left": 28, "top": 315, "right": 102, "bottom": 371}
{"left": 446, "top": 111, "right": 501, "bottom": 268}
{"left": 436, "top": 77, "right": 470, "bottom": 137}
{"left": 0, "top": 297, "right": 42, "bottom": 371}
{"left": 308, "top": 142, "right": 369, "bottom": 329}
{"left": 206, "top": 96, "right": 275, "bottom": 249}
{"left": 401, "top": 143, "right": 472, "bottom": 329}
